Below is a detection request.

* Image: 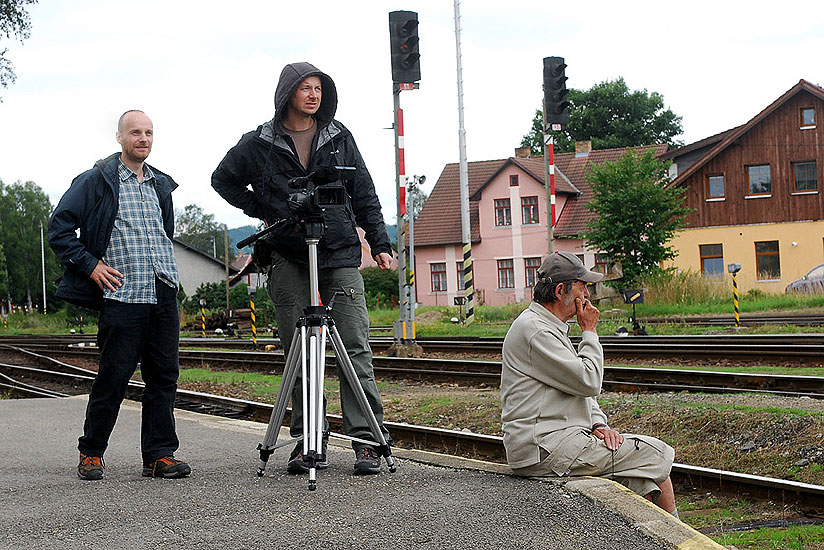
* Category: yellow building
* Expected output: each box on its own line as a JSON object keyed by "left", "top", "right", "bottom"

{"left": 663, "top": 80, "right": 824, "bottom": 294}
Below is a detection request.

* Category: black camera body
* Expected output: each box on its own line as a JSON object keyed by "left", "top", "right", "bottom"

{"left": 287, "top": 166, "right": 353, "bottom": 216}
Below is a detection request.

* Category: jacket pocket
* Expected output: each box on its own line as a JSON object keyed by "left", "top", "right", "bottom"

{"left": 319, "top": 206, "right": 360, "bottom": 250}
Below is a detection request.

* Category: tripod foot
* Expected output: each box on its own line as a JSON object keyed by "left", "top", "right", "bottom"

{"left": 309, "top": 480, "right": 317, "bottom": 491}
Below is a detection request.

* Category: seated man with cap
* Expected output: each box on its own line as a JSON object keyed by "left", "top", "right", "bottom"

{"left": 500, "top": 252, "right": 678, "bottom": 516}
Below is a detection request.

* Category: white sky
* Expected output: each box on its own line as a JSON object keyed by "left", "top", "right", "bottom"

{"left": 1, "top": 0, "right": 822, "bottom": 230}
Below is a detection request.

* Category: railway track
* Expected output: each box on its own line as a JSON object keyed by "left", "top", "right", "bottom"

{"left": 6, "top": 333, "right": 824, "bottom": 363}
{"left": 2, "top": 349, "right": 823, "bottom": 512}
{"left": 5, "top": 341, "right": 824, "bottom": 397}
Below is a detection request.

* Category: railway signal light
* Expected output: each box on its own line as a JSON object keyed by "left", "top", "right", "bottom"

{"left": 543, "top": 56, "right": 570, "bottom": 127}
{"left": 389, "top": 10, "right": 421, "bottom": 84}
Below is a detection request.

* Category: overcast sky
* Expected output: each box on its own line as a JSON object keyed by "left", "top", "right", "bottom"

{"left": 1, "top": 0, "right": 821, "bottom": 230}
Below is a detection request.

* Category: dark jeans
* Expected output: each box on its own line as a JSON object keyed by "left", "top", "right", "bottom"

{"left": 78, "top": 279, "right": 180, "bottom": 464}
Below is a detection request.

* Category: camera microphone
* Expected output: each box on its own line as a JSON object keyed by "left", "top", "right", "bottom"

{"left": 312, "top": 166, "right": 339, "bottom": 185}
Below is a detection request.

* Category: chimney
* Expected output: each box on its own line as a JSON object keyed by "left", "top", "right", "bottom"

{"left": 514, "top": 146, "right": 531, "bottom": 159}
{"left": 575, "top": 141, "right": 592, "bottom": 157}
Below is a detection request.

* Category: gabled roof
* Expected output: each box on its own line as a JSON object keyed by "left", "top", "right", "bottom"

{"left": 415, "top": 157, "right": 577, "bottom": 246}
{"left": 173, "top": 237, "right": 239, "bottom": 273}
{"left": 552, "top": 144, "right": 669, "bottom": 237}
{"left": 415, "top": 144, "right": 669, "bottom": 245}
{"left": 659, "top": 125, "right": 742, "bottom": 160}
{"left": 667, "top": 79, "right": 824, "bottom": 188}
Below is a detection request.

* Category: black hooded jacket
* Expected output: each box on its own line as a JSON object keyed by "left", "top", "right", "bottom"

{"left": 211, "top": 62, "right": 391, "bottom": 268}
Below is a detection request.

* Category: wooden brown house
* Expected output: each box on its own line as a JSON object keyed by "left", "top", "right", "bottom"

{"left": 663, "top": 79, "right": 824, "bottom": 292}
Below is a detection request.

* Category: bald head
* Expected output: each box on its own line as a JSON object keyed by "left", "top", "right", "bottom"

{"left": 117, "top": 110, "right": 147, "bottom": 133}
{"left": 116, "top": 110, "right": 153, "bottom": 170}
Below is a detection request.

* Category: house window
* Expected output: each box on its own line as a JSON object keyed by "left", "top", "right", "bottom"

{"left": 494, "top": 199, "right": 512, "bottom": 226}
{"left": 509, "top": 175, "right": 519, "bottom": 187}
{"left": 430, "top": 263, "right": 447, "bottom": 292}
{"left": 521, "top": 196, "right": 539, "bottom": 224}
{"left": 707, "top": 174, "right": 725, "bottom": 199}
{"left": 524, "top": 257, "right": 541, "bottom": 287}
{"left": 801, "top": 108, "right": 816, "bottom": 127}
{"left": 755, "top": 241, "right": 780, "bottom": 280}
{"left": 793, "top": 161, "right": 817, "bottom": 192}
{"left": 699, "top": 244, "right": 724, "bottom": 279}
{"left": 593, "top": 254, "right": 609, "bottom": 275}
{"left": 455, "top": 261, "right": 473, "bottom": 291}
{"left": 747, "top": 164, "right": 771, "bottom": 195}
{"left": 497, "top": 259, "right": 514, "bottom": 288}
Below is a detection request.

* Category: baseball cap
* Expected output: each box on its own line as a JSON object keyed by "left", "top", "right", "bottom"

{"left": 536, "top": 251, "right": 604, "bottom": 284}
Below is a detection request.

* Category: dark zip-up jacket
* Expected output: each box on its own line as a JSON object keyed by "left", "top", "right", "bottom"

{"left": 211, "top": 62, "right": 391, "bottom": 268}
{"left": 47, "top": 153, "right": 178, "bottom": 310}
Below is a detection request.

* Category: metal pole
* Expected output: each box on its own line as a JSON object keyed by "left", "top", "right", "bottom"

{"left": 393, "top": 89, "right": 409, "bottom": 343}
{"left": 453, "top": 0, "right": 474, "bottom": 324}
{"left": 249, "top": 287, "right": 257, "bottom": 349}
{"left": 224, "top": 224, "right": 230, "bottom": 310}
{"left": 408, "top": 176, "right": 417, "bottom": 340}
{"left": 542, "top": 110, "right": 556, "bottom": 253}
{"left": 39, "top": 220, "right": 47, "bottom": 314}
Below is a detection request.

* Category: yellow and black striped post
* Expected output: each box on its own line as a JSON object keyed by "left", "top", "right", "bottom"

{"left": 732, "top": 274, "right": 740, "bottom": 328}
{"left": 249, "top": 288, "right": 258, "bottom": 349}
{"left": 728, "top": 263, "right": 741, "bottom": 328}
{"left": 463, "top": 243, "right": 474, "bottom": 324}
{"left": 199, "top": 299, "right": 207, "bottom": 338}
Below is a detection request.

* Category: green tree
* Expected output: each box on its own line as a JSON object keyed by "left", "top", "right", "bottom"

{"left": 583, "top": 150, "right": 691, "bottom": 288}
{"left": 175, "top": 204, "right": 236, "bottom": 263}
{"left": 1, "top": 0, "right": 37, "bottom": 97}
{"left": 521, "top": 77, "right": 683, "bottom": 155}
{"left": 0, "top": 179, "right": 60, "bottom": 310}
{"left": 361, "top": 266, "right": 398, "bottom": 308}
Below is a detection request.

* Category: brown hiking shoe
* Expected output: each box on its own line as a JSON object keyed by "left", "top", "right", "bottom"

{"left": 142, "top": 456, "right": 191, "bottom": 479}
{"left": 77, "top": 453, "right": 104, "bottom": 480}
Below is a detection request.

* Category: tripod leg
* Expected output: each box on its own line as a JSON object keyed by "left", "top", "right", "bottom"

{"left": 328, "top": 325, "right": 397, "bottom": 473}
{"left": 307, "top": 327, "right": 319, "bottom": 490}
{"left": 257, "top": 327, "right": 303, "bottom": 476}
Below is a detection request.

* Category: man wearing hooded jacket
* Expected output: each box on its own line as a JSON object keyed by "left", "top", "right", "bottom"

{"left": 212, "top": 62, "right": 393, "bottom": 475}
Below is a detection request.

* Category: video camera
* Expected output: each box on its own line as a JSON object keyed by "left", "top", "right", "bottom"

{"left": 287, "top": 166, "right": 354, "bottom": 217}
{"left": 235, "top": 166, "right": 356, "bottom": 250}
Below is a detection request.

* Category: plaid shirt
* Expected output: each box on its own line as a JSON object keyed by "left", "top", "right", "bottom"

{"left": 102, "top": 160, "right": 179, "bottom": 303}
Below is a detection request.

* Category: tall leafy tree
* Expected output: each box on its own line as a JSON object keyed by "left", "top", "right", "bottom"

{"left": 521, "top": 77, "right": 683, "bottom": 155}
{"left": 175, "top": 204, "right": 236, "bottom": 263}
{"left": 0, "top": 179, "right": 60, "bottom": 309}
{"left": 0, "top": 0, "right": 37, "bottom": 97}
{"left": 583, "top": 150, "right": 691, "bottom": 288}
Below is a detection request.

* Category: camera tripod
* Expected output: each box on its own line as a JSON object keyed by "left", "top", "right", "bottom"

{"left": 253, "top": 233, "right": 396, "bottom": 490}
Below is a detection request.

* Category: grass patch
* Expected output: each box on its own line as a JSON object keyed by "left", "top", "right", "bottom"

{"left": 609, "top": 363, "right": 824, "bottom": 377}
{"left": 711, "top": 524, "right": 824, "bottom": 549}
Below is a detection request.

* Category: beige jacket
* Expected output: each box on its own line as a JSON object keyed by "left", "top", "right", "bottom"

{"left": 501, "top": 302, "right": 608, "bottom": 469}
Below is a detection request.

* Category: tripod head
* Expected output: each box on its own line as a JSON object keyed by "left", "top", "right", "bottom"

{"left": 236, "top": 166, "right": 356, "bottom": 248}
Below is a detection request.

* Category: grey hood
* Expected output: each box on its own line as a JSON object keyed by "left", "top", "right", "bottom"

{"left": 274, "top": 62, "right": 337, "bottom": 125}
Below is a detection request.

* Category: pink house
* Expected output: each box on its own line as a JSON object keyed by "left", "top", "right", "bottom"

{"left": 413, "top": 144, "right": 668, "bottom": 306}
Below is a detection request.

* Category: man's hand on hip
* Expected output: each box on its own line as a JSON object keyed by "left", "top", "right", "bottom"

{"left": 374, "top": 252, "right": 392, "bottom": 270}
{"left": 90, "top": 260, "right": 124, "bottom": 292}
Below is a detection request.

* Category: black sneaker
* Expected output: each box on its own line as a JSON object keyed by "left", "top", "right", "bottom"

{"left": 77, "top": 453, "right": 104, "bottom": 480}
{"left": 142, "top": 456, "right": 191, "bottom": 479}
{"left": 286, "top": 436, "right": 329, "bottom": 474}
{"left": 353, "top": 446, "right": 381, "bottom": 475}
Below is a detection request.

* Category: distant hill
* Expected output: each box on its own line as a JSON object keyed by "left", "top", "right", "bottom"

{"left": 228, "top": 225, "right": 258, "bottom": 254}
{"left": 386, "top": 224, "right": 396, "bottom": 242}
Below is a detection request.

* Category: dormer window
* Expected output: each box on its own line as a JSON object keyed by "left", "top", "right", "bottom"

{"left": 801, "top": 108, "right": 816, "bottom": 128}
